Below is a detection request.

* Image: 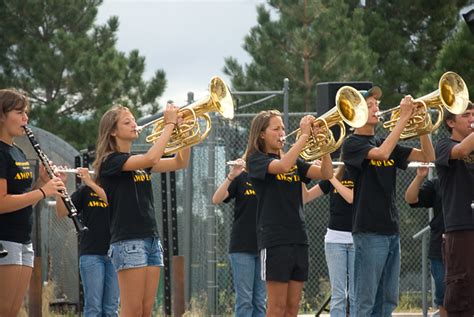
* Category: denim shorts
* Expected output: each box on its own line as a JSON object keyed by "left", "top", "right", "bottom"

{"left": 0, "top": 240, "right": 34, "bottom": 267}
{"left": 108, "top": 237, "right": 164, "bottom": 272}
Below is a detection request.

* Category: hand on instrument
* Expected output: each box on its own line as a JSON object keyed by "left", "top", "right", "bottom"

{"left": 163, "top": 101, "right": 179, "bottom": 125}
{"left": 38, "top": 164, "right": 50, "bottom": 184}
{"left": 415, "top": 166, "right": 429, "bottom": 178}
{"left": 228, "top": 158, "right": 245, "bottom": 179}
{"left": 41, "top": 177, "right": 66, "bottom": 198}
{"left": 76, "top": 168, "right": 93, "bottom": 186}
{"left": 54, "top": 165, "right": 68, "bottom": 183}
{"left": 399, "top": 95, "right": 415, "bottom": 122}
{"left": 299, "top": 115, "right": 315, "bottom": 136}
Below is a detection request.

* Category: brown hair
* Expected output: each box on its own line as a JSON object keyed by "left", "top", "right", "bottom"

{"left": 92, "top": 105, "right": 131, "bottom": 180}
{"left": 444, "top": 101, "right": 473, "bottom": 133}
{"left": 0, "top": 89, "right": 29, "bottom": 116}
{"left": 243, "top": 110, "right": 282, "bottom": 166}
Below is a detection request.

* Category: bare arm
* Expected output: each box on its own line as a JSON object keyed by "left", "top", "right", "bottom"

{"left": 0, "top": 177, "right": 64, "bottom": 214}
{"left": 212, "top": 160, "right": 245, "bottom": 204}
{"left": 268, "top": 115, "right": 313, "bottom": 174}
{"left": 306, "top": 154, "right": 333, "bottom": 180}
{"left": 407, "top": 134, "right": 435, "bottom": 163}
{"left": 123, "top": 103, "right": 179, "bottom": 171}
{"left": 151, "top": 147, "right": 191, "bottom": 173}
{"left": 302, "top": 183, "right": 324, "bottom": 204}
{"left": 450, "top": 132, "right": 474, "bottom": 159}
{"left": 404, "top": 167, "right": 428, "bottom": 204}
{"left": 367, "top": 96, "right": 413, "bottom": 160}
{"left": 328, "top": 177, "right": 353, "bottom": 204}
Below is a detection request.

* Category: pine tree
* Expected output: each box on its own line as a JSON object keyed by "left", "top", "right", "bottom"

{"left": 0, "top": 0, "right": 166, "bottom": 149}
{"left": 224, "top": 0, "right": 376, "bottom": 113}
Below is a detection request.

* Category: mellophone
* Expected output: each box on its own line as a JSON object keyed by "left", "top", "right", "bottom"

{"left": 23, "top": 126, "right": 88, "bottom": 233}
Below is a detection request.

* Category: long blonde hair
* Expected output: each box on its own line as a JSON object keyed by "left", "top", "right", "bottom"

{"left": 243, "top": 109, "right": 282, "bottom": 166}
{"left": 92, "top": 105, "right": 130, "bottom": 180}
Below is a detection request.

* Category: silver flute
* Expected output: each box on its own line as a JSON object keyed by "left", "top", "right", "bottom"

{"left": 56, "top": 168, "right": 95, "bottom": 174}
{"left": 330, "top": 161, "right": 435, "bottom": 168}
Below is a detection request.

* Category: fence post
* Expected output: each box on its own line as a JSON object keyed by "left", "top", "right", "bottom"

{"left": 184, "top": 92, "right": 194, "bottom": 310}
{"left": 206, "top": 113, "right": 217, "bottom": 315}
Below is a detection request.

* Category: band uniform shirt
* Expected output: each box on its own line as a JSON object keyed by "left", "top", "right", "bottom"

{"left": 248, "top": 151, "right": 311, "bottom": 250}
{"left": 223, "top": 172, "right": 258, "bottom": 254}
{"left": 342, "top": 134, "right": 412, "bottom": 235}
{"left": 435, "top": 137, "right": 474, "bottom": 232}
{"left": 408, "top": 178, "right": 444, "bottom": 259}
{"left": 71, "top": 185, "right": 111, "bottom": 256}
{"left": 318, "top": 170, "right": 354, "bottom": 232}
{"left": 0, "top": 141, "right": 34, "bottom": 243}
{"left": 100, "top": 152, "right": 159, "bottom": 244}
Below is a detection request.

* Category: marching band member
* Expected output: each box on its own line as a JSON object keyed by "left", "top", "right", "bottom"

{"left": 435, "top": 101, "right": 474, "bottom": 316}
{"left": 212, "top": 158, "right": 266, "bottom": 317}
{"left": 302, "top": 158, "right": 356, "bottom": 317}
{"left": 404, "top": 166, "right": 446, "bottom": 317}
{"left": 341, "top": 87, "right": 434, "bottom": 316}
{"left": 244, "top": 109, "right": 333, "bottom": 317}
{"left": 0, "top": 89, "right": 65, "bottom": 317}
{"left": 56, "top": 168, "right": 119, "bottom": 317}
{"left": 93, "top": 103, "right": 190, "bottom": 317}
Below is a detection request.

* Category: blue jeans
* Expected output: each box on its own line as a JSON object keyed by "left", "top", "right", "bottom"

{"left": 353, "top": 233, "right": 400, "bottom": 317}
{"left": 80, "top": 255, "right": 120, "bottom": 317}
{"left": 325, "top": 242, "right": 356, "bottom": 317}
{"left": 429, "top": 258, "right": 445, "bottom": 307}
{"left": 229, "top": 252, "right": 266, "bottom": 317}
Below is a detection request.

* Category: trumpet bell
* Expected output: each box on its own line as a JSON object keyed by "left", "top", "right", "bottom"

{"left": 296, "top": 86, "right": 368, "bottom": 161}
{"left": 380, "top": 71, "right": 469, "bottom": 140}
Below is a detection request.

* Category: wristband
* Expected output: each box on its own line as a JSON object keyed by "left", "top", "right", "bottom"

{"left": 227, "top": 175, "right": 234, "bottom": 182}
{"left": 38, "top": 188, "right": 46, "bottom": 199}
{"left": 165, "top": 121, "right": 177, "bottom": 128}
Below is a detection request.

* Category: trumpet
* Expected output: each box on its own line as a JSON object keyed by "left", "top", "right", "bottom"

{"left": 137, "top": 76, "right": 234, "bottom": 156}
{"left": 284, "top": 86, "right": 368, "bottom": 161}
{"left": 375, "top": 71, "right": 469, "bottom": 140}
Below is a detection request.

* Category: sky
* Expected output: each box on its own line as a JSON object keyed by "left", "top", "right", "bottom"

{"left": 96, "top": 0, "right": 267, "bottom": 106}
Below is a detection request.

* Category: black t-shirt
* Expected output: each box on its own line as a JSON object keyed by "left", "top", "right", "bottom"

{"left": 99, "top": 152, "right": 159, "bottom": 243}
{"left": 248, "top": 151, "right": 311, "bottom": 250}
{"left": 223, "top": 172, "right": 258, "bottom": 254}
{"left": 435, "top": 138, "right": 474, "bottom": 232}
{"left": 71, "top": 185, "right": 111, "bottom": 256}
{"left": 342, "top": 134, "right": 412, "bottom": 234}
{"left": 0, "top": 141, "right": 34, "bottom": 243}
{"left": 408, "top": 178, "right": 444, "bottom": 259}
{"left": 318, "top": 171, "right": 353, "bottom": 232}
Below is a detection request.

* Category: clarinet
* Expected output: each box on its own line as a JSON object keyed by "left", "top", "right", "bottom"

{"left": 23, "top": 126, "right": 88, "bottom": 233}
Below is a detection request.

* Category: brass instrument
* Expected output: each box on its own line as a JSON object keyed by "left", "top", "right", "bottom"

{"left": 284, "top": 86, "right": 368, "bottom": 161}
{"left": 375, "top": 71, "right": 469, "bottom": 140}
{"left": 138, "top": 76, "right": 234, "bottom": 155}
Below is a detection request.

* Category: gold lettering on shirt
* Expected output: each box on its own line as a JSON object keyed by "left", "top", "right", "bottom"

{"left": 15, "top": 161, "right": 30, "bottom": 167}
{"left": 14, "top": 171, "right": 33, "bottom": 180}
{"left": 463, "top": 153, "right": 474, "bottom": 164}
{"left": 133, "top": 170, "right": 151, "bottom": 183}
{"left": 368, "top": 159, "right": 395, "bottom": 167}
{"left": 275, "top": 165, "right": 301, "bottom": 183}
{"left": 87, "top": 200, "right": 108, "bottom": 208}
{"left": 333, "top": 179, "right": 354, "bottom": 193}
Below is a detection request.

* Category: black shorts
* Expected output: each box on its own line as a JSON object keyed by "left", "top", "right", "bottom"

{"left": 260, "top": 244, "right": 308, "bottom": 282}
{"left": 443, "top": 230, "right": 474, "bottom": 315}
